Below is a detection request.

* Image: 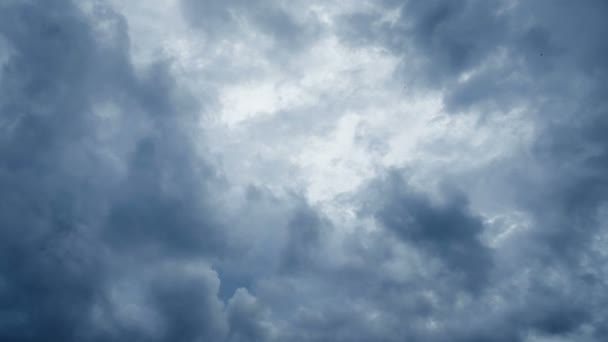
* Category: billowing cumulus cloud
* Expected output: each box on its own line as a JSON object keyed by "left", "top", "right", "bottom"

{"left": 1, "top": 0, "right": 607, "bottom": 341}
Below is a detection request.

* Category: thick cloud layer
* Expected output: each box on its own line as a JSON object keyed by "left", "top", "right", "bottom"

{"left": 1, "top": 0, "right": 607, "bottom": 341}
{"left": 0, "top": 1, "right": 229, "bottom": 340}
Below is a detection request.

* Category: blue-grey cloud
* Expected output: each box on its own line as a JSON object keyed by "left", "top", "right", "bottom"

{"left": 0, "top": 1, "right": 230, "bottom": 340}
{"left": 2, "top": 0, "right": 608, "bottom": 341}
{"left": 365, "top": 172, "right": 493, "bottom": 293}
{"left": 180, "top": 0, "right": 321, "bottom": 54}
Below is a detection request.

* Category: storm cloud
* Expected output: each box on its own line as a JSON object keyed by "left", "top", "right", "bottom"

{"left": 1, "top": 0, "right": 607, "bottom": 341}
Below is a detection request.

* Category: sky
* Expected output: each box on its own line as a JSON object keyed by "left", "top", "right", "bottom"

{"left": 1, "top": 0, "right": 607, "bottom": 341}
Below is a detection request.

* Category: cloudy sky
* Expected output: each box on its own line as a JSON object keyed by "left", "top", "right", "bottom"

{"left": 1, "top": 0, "right": 608, "bottom": 341}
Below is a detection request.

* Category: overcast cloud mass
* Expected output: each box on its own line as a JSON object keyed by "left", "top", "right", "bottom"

{"left": 1, "top": 0, "right": 607, "bottom": 341}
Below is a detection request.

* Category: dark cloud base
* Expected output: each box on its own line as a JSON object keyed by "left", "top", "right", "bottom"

{"left": 1, "top": 0, "right": 607, "bottom": 341}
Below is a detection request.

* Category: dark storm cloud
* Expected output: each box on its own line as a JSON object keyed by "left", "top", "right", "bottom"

{"left": 146, "top": 265, "right": 228, "bottom": 341}
{"left": 340, "top": 0, "right": 608, "bottom": 109}
{"left": 280, "top": 199, "right": 330, "bottom": 274}
{"left": 399, "top": 0, "right": 508, "bottom": 85}
{"left": 226, "top": 288, "right": 274, "bottom": 342}
{"left": 366, "top": 172, "right": 492, "bottom": 293}
{"left": 207, "top": 0, "right": 608, "bottom": 339}
{"left": 339, "top": 0, "right": 508, "bottom": 87}
{"left": 0, "top": 0, "right": 232, "bottom": 340}
{"left": 340, "top": 0, "right": 608, "bottom": 245}
{"left": 333, "top": 0, "right": 608, "bottom": 340}
{"left": 2, "top": 0, "right": 608, "bottom": 341}
{"left": 0, "top": 1, "right": 116, "bottom": 339}
{"left": 0, "top": 2, "right": 334, "bottom": 334}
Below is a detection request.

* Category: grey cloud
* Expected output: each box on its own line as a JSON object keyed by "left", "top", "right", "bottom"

{"left": 338, "top": 0, "right": 608, "bottom": 261}
{"left": 226, "top": 288, "right": 274, "bottom": 342}
{"left": 259, "top": 0, "right": 608, "bottom": 339}
{"left": 0, "top": 0, "right": 231, "bottom": 340}
{"left": 401, "top": 0, "right": 508, "bottom": 84}
{"left": 280, "top": 199, "right": 330, "bottom": 274}
{"left": 90, "top": 262, "right": 228, "bottom": 342}
{"left": 365, "top": 172, "right": 493, "bottom": 293}
{"left": 0, "top": 1, "right": 115, "bottom": 340}
{"left": 147, "top": 265, "right": 228, "bottom": 342}
{"left": 2, "top": 0, "right": 608, "bottom": 341}
{"left": 339, "top": 0, "right": 608, "bottom": 110}
{"left": 339, "top": 0, "right": 508, "bottom": 87}
{"left": 345, "top": 0, "right": 608, "bottom": 339}
{"left": 180, "top": 0, "right": 321, "bottom": 53}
